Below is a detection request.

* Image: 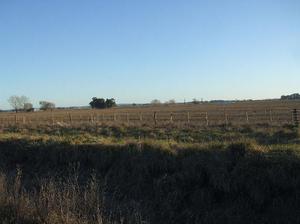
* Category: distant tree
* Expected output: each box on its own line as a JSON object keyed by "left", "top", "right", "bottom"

{"left": 192, "top": 98, "right": 200, "bottom": 104}
{"left": 281, "top": 93, "right": 300, "bottom": 100}
{"left": 8, "top": 95, "right": 30, "bottom": 112}
{"left": 151, "top": 99, "right": 161, "bottom": 105}
{"left": 24, "top": 103, "right": 34, "bottom": 112}
{"left": 165, "top": 99, "right": 176, "bottom": 105}
{"left": 89, "top": 97, "right": 116, "bottom": 109}
{"left": 90, "top": 97, "right": 106, "bottom": 109}
{"left": 39, "top": 101, "right": 55, "bottom": 111}
{"left": 105, "top": 98, "right": 116, "bottom": 108}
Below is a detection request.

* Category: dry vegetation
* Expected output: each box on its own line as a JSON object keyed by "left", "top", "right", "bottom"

{"left": 0, "top": 100, "right": 300, "bottom": 223}
{"left": 0, "top": 100, "right": 300, "bottom": 127}
{"left": 0, "top": 121, "right": 300, "bottom": 223}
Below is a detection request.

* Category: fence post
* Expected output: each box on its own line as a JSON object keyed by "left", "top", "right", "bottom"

{"left": 23, "top": 116, "right": 26, "bottom": 125}
{"left": 246, "top": 112, "right": 249, "bottom": 124}
{"left": 170, "top": 112, "right": 173, "bottom": 123}
{"left": 51, "top": 112, "right": 55, "bottom": 126}
{"left": 269, "top": 110, "right": 273, "bottom": 123}
{"left": 205, "top": 112, "right": 209, "bottom": 126}
{"left": 224, "top": 111, "right": 228, "bottom": 126}
{"left": 114, "top": 113, "right": 117, "bottom": 122}
{"left": 187, "top": 112, "right": 190, "bottom": 123}
{"left": 292, "top": 109, "right": 299, "bottom": 127}
{"left": 153, "top": 112, "right": 157, "bottom": 125}
{"left": 68, "top": 113, "right": 72, "bottom": 124}
{"left": 139, "top": 112, "right": 143, "bottom": 122}
{"left": 90, "top": 114, "right": 93, "bottom": 123}
{"left": 93, "top": 113, "right": 97, "bottom": 123}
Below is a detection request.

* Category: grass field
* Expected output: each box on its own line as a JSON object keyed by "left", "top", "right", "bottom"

{"left": 0, "top": 124, "right": 300, "bottom": 223}
{"left": 1, "top": 100, "right": 300, "bottom": 127}
{"left": 0, "top": 100, "right": 300, "bottom": 223}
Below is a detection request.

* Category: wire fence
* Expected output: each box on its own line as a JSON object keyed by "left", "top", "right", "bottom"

{"left": 0, "top": 108, "right": 299, "bottom": 127}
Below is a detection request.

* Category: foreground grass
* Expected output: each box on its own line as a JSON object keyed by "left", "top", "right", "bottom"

{"left": 0, "top": 126, "right": 300, "bottom": 223}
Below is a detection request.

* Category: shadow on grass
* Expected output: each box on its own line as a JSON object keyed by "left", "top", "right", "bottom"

{"left": 0, "top": 138, "right": 300, "bottom": 224}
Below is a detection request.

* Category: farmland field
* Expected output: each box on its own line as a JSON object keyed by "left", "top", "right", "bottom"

{"left": 1, "top": 100, "right": 300, "bottom": 127}
{"left": 0, "top": 100, "right": 300, "bottom": 224}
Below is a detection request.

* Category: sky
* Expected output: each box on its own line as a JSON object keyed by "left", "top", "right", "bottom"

{"left": 0, "top": 0, "right": 299, "bottom": 109}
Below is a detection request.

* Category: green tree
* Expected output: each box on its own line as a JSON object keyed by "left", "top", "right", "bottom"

{"left": 89, "top": 97, "right": 116, "bottom": 109}
{"left": 105, "top": 98, "right": 116, "bottom": 108}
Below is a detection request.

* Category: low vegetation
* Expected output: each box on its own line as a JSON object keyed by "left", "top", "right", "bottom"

{"left": 0, "top": 124, "right": 300, "bottom": 223}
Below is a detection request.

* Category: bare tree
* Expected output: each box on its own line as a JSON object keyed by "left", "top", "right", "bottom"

{"left": 39, "top": 101, "right": 55, "bottom": 111}
{"left": 8, "top": 95, "right": 30, "bottom": 112}
{"left": 24, "top": 103, "right": 34, "bottom": 112}
{"left": 165, "top": 99, "right": 176, "bottom": 105}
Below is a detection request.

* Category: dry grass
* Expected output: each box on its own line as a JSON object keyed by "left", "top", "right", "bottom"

{"left": 0, "top": 100, "right": 299, "bottom": 127}
{"left": 0, "top": 125, "right": 300, "bottom": 223}
{"left": 0, "top": 170, "right": 145, "bottom": 224}
{"left": 0, "top": 118, "right": 300, "bottom": 223}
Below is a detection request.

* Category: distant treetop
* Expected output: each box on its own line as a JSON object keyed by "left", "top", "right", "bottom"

{"left": 40, "top": 101, "right": 55, "bottom": 111}
{"left": 89, "top": 98, "right": 116, "bottom": 109}
{"left": 150, "top": 99, "right": 161, "bottom": 105}
{"left": 281, "top": 93, "right": 300, "bottom": 100}
{"left": 8, "top": 95, "right": 31, "bottom": 112}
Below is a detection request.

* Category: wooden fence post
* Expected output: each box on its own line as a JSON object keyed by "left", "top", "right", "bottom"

{"left": 153, "top": 112, "right": 157, "bottom": 125}
{"left": 90, "top": 114, "right": 93, "bottom": 123}
{"left": 139, "top": 112, "right": 143, "bottom": 122}
{"left": 170, "top": 112, "right": 173, "bottom": 123}
{"left": 224, "top": 111, "right": 228, "bottom": 126}
{"left": 246, "top": 112, "right": 249, "bottom": 124}
{"left": 205, "top": 112, "right": 209, "bottom": 126}
{"left": 187, "top": 112, "right": 190, "bottom": 123}
{"left": 51, "top": 112, "right": 55, "bottom": 126}
{"left": 292, "top": 109, "right": 299, "bottom": 127}
{"left": 68, "top": 113, "right": 72, "bottom": 124}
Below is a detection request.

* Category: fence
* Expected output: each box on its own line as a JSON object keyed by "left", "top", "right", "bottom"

{"left": 0, "top": 108, "right": 299, "bottom": 128}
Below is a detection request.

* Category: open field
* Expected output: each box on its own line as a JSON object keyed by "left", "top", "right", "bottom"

{"left": 1, "top": 100, "right": 300, "bottom": 223}
{"left": 1, "top": 100, "right": 300, "bottom": 127}
{"left": 0, "top": 123, "right": 300, "bottom": 223}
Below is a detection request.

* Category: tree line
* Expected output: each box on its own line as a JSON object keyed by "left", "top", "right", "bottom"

{"left": 5, "top": 96, "right": 118, "bottom": 112}
{"left": 7, "top": 96, "right": 56, "bottom": 112}
{"left": 281, "top": 93, "right": 300, "bottom": 100}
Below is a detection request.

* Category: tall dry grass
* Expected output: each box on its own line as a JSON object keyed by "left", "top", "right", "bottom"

{"left": 0, "top": 126, "right": 300, "bottom": 224}
{"left": 0, "top": 170, "right": 145, "bottom": 224}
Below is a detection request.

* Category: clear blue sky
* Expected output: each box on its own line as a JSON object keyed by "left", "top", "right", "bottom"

{"left": 0, "top": 0, "right": 299, "bottom": 109}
